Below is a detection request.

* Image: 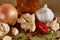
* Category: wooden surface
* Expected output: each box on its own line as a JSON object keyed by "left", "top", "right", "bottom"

{"left": 0, "top": 0, "right": 16, "bottom": 6}
{"left": 0, "top": 0, "right": 60, "bottom": 22}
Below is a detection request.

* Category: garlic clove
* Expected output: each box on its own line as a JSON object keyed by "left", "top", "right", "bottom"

{"left": 30, "top": 14, "right": 36, "bottom": 32}
{"left": 12, "top": 28, "right": 19, "bottom": 36}
{"left": 51, "top": 23, "right": 60, "bottom": 32}
{"left": 2, "top": 35, "right": 12, "bottom": 40}
{"left": 46, "top": 17, "right": 60, "bottom": 32}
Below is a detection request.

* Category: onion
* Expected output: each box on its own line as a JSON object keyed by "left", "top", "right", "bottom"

{"left": 0, "top": 4, "right": 18, "bottom": 24}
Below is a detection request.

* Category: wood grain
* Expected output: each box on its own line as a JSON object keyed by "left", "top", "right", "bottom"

{"left": 0, "top": 0, "right": 16, "bottom": 6}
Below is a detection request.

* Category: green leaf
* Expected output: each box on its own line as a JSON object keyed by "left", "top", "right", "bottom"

{"left": 46, "top": 29, "right": 51, "bottom": 34}
{"left": 14, "top": 32, "right": 25, "bottom": 40}
{"left": 29, "top": 37, "right": 46, "bottom": 40}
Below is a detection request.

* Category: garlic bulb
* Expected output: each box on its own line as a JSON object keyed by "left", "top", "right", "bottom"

{"left": 17, "top": 13, "right": 36, "bottom": 32}
{"left": 36, "top": 4, "right": 54, "bottom": 23}
{"left": 0, "top": 23, "right": 10, "bottom": 37}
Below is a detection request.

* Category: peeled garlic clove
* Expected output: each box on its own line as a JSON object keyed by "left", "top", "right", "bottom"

{"left": 2, "top": 35, "right": 12, "bottom": 40}
{"left": 46, "top": 17, "right": 60, "bottom": 32}
{"left": 12, "top": 28, "right": 19, "bottom": 36}
{"left": 36, "top": 4, "right": 54, "bottom": 23}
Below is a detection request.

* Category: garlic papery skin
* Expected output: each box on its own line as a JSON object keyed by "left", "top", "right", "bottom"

{"left": 12, "top": 28, "right": 19, "bottom": 36}
{"left": 2, "top": 35, "right": 12, "bottom": 40}
{"left": 0, "top": 23, "right": 10, "bottom": 37}
{"left": 17, "top": 13, "right": 36, "bottom": 32}
{"left": 46, "top": 17, "right": 60, "bottom": 32}
{"left": 36, "top": 4, "right": 54, "bottom": 23}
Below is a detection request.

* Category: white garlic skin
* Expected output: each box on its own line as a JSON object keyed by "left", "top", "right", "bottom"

{"left": 46, "top": 17, "right": 60, "bottom": 32}
{"left": 36, "top": 4, "right": 54, "bottom": 23}
{"left": 2, "top": 35, "right": 12, "bottom": 40}
{"left": 12, "top": 28, "right": 19, "bottom": 36}
{"left": 17, "top": 13, "right": 36, "bottom": 32}
{"left": 1, "top": 23, "right": 10, "bottom": 34}
{"left": 0, "top": 23, "right": 10, "bottom": 37}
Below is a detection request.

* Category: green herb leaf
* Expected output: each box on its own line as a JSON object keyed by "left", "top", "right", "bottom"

{"left": 14, "top": 32, "right": 25, "bottom": 40}
{"left": 29, "top": 37, "right": 46, "bottom": 40}
{"left": 46, "top": 29, "right": 51, "bottom": 34}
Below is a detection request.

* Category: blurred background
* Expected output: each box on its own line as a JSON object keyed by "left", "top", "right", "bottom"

{"left": 0, "top": 0, "right": 60, "bottom": 22}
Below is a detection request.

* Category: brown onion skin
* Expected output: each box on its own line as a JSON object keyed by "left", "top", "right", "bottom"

{"left": 0, "top": 4, "right": 18, "bottom": 25}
